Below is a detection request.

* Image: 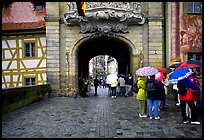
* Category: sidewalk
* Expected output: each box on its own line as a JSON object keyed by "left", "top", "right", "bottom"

{"left": 2, "top": 87, "right": 202, "bottom": 138}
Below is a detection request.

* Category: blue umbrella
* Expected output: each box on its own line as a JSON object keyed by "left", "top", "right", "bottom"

{"left": 168, "top": 68, "right": 193, "bottom": 83}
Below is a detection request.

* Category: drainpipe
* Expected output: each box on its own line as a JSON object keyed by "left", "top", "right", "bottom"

{"left": 162, "top": 2, "right": 167, "bottom": 67}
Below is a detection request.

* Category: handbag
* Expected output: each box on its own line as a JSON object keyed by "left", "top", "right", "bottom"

{"left": 179, "top": 88, "right": 194, "bottom": 101}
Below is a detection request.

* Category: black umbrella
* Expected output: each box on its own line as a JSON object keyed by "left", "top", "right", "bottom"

{"left": 185, "top": 60, "right": 202, "bottom": 67}
{"left": 169, "top": 60, "right": 202, "bottom": 70}
{"left": 169, "top": 63, "right": 181, "bottom": 68}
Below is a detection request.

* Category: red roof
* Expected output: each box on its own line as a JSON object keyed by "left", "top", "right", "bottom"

{"left": 2, "top": 2, "right": 46, "bottom": 31}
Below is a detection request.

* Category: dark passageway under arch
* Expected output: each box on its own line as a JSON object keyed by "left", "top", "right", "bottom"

{"left": 77, "top": 36, "right": 131, "bottom": 78}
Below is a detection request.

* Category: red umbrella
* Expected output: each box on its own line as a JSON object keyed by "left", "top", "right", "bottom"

{"left": 175, "top": 62, "right": 200, "bottom": 70}
{"left": 158, "top": 67, "right": 173, "bottom": 74}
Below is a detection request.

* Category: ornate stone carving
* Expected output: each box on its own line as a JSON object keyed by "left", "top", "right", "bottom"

{"left": 64, "top": 2, "right": 146, "bottom": 34}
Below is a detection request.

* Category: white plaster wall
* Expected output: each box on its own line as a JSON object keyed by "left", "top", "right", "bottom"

{"left": 13, "top": 75, "right": 18, "bottom": 82}
{"left": 9, "top": 61, "right": 17, "bottom": 69}
{"left": 22, "top": 60, "right": 39, "bottom": 68}
{"left": 2, "top": 61, "right": 9, "bottom": 70}
{"left": 39, "top": 59, "right": 46, "bottom": 67}
{"left": 2, "top": 40, "right": 7, "bottom": 48}
{"left": 40, "top": 38, "right": 46, "bottom": 46}
{"left": 5, "top": 50, "right": 12, "bottom": 59}
{"left": 8, "top": 40, "right": 16, "bottom": 48}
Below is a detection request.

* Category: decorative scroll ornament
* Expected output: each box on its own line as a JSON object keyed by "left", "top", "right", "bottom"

{"left": 64, "top": 2, "right": 146, "bottom": 34}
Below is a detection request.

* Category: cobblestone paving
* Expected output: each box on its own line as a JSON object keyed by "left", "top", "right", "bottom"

{"left": 2, "top": 87, "right": 202, "bottom": 138}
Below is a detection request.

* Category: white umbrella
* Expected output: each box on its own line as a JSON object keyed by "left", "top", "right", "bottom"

{"left": 106, "top": 74, "right": 118, "bottom": 84}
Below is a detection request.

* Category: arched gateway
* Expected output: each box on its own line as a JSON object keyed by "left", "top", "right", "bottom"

{"left": 45, "top": 2, "right": 163, "bottom": 96}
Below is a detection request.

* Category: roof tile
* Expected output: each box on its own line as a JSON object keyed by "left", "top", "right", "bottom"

{"left": 2, "top": 2, "right": 46, "bottom": 31}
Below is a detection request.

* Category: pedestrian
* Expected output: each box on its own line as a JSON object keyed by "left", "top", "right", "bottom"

{"left": 125, "top": 73, "right": 133, "bottom": 97}
{"left": 110, "top": 80, "right": 118, "bottom": 99}
{"left": 157, "top": 80, "right": 165, "bottom": 111}
{"left": 94, "top": 77, "right": 100, "bottom": 95}
{"left": 146, "top": 75, "right": 163, "bottom": 120}
{"left": 159, "top": 73, "right": 169, "bottom": 109}
{"left": 117, "top": 75, "right": 126, "bottom": 96}
{"left": 84, "top": 77, "right": 89, "bottom": 97}
{"left": 185, "top": 72, "right": 201, "bottom": 120}
{"left": 188, "top": 72, "right": 201, "bottom": 103}
{"left": 102, "top": 79, "right": 106, "bottom": 88}
{"left": 173, "top": 83, "right": 180, "bottom": 106}
{"left": 177, "top": 77, "right": 200, "bottom": 124}
{"left": 78, "top": 77, "right": 87, "bottom": 97}
{"left": 136, "top": 76, "right": 147, "bottom": 118}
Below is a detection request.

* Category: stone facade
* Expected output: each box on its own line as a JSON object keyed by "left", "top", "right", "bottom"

{"left": 45, "top": 2, "right": 163, "bottom": 96}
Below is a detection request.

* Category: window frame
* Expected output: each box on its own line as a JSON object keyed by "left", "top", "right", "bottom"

{"left": 24, "top": 42, "right": 36, "bottom": 58}
{"left": 187, "top": 2, "right": 202, "bottom": 14}
{"left": 24, "top": 77, "right": 36, "bottom": 86}
{"left": 187, "top": 52, "right": 202, "bottom": 78}
{"left": 35, "top": 4, "right": 43, "bottom": 11}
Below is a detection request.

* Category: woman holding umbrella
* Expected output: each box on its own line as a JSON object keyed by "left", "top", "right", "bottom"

{"left": 136, "top": 66, "right": 163, "bottom": 119}
{"left": 136, "top": 76, "right": 147, "bottom": 118}
{"left": 168, "top": 68, "right": 200, "bottom": 124}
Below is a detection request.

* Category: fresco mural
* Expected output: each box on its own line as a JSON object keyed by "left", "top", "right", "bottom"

{"left": 180, "top": 14, "right": 202, "bottom": 54}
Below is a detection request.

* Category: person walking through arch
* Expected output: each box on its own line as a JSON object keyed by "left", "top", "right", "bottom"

{"left": 94, "top": 77, "right": 100, "bottom": 95}
{"left": 110, "top": 80, "right": 118, "bottom": 99}
{"left": 125, "top": 73, "right": 133, "bottom": 97}
{"left": 117, "top": 75, "right": 126, "bottom": 96}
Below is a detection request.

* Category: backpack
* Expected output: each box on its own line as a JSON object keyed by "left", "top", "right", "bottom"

{"left": 146, "top": 81, "right": 156, "bottom": 93}
{"left": 132, "top": 80, "right": 139, "bottom": 93}
{"left": 177, "top": 80, "right": 187, "bottom": 95}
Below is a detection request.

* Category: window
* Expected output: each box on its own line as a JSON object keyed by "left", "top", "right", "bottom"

{"left": 31, "top": 2, "right": 45, "bottom": 11}
{"left": 24, "top": 42, "right": 35, "bottom": 58}
{"left": 25, "top": 78, "right": 36, "bottom": 86}
{"left": 35, "top": 5, "right": 43, "bottom": 11}
{"left": 188, "top": 52, "right": 202, "bottom": 77}
{"left": 187, "top": 2, "right": 202, "bottom": 14}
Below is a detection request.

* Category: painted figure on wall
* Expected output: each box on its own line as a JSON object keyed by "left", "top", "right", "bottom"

{"left": 180, "top": 14, "right": 202, "bottom": 54}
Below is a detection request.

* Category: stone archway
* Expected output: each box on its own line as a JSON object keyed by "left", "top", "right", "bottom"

{"left": 70, "top": 34, "right": 142, "bottom": 93}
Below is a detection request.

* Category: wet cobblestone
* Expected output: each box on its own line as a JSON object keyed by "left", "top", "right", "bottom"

{"left": 2, "top": 87, "right": 202, "bottom": 138}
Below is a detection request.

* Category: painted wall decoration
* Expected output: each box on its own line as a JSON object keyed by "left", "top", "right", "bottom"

{"left": 180, "top": 14, "right": 202, "bottom": 54}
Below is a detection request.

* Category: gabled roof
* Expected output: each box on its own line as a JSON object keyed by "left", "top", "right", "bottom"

{"left": 2, "top": 2, "right": 46, "bottom": 31}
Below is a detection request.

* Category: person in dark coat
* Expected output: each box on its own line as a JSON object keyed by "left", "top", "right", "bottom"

{"left": 125, "top": 73, "right": 134, "bottom": 97}
{"left": 146, "top": 75, "right": 164, "bottom": 120}
{"left": 94, "top": 78, "right": 100, "bottom": 95}
{"left": 177, "top": 77, "right": 200, "bottom": 125}
{"left": 79, "top": 77, "right": 85, "bottom": 97}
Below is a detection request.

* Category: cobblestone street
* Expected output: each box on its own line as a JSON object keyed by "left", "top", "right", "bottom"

{"left": 2, "top": 87, "right": 202, "bottom": 138}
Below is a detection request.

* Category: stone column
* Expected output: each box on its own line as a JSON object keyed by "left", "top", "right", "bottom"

{"left": 147, "top": 2, "right": 163, "bottom": 68}
{"left": 171, "top": 2, "right": 181, "bottom": 62}
{"left": 45, "top": 2, "right": 60, "bottom": 95}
